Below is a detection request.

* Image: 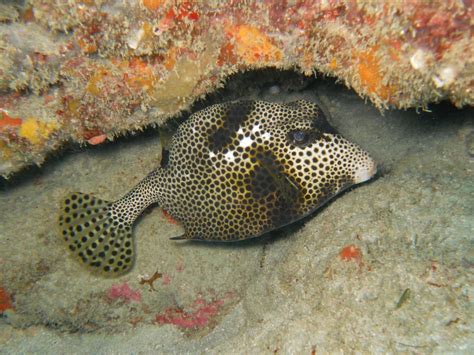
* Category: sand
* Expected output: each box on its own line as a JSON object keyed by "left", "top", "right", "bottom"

{"left": 1, "top": 72, "right": 473, "bottom": 353}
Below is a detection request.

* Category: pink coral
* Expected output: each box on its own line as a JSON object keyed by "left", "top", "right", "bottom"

{"left": 87, "top": 134, "right": 107, "bottom": 145}
{"left": 155, "top": 298, "right": 225, "bottom": 329}
{"left": 162, "top": 273, "right": 171, "bottom": 285}
{"left": 106, "top": 282, "right": 142, "bottom": 303}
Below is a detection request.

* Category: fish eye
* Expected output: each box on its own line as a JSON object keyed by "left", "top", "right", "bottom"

{"left": 288, "top": 130, "right": 310, "bottom": 146}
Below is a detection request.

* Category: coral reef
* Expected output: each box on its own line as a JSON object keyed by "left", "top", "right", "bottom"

{"left": 0, "top": 0, "right": 472, "bottom": 177}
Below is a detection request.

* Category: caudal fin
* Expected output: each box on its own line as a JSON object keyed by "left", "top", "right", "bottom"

{"left": 58, "top": 192, "right": 135, "bottom": 276}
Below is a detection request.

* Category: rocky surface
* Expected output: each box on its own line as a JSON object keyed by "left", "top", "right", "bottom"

{"left": 1, "top": 75, "right": 473, "bottom": 353}
{"left": 0, "top": 0, "right": 472, "bottom": 177}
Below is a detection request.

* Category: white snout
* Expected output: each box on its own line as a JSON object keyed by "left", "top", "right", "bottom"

{"left": 353, "top": 157, "right": 377, "bottom": 183}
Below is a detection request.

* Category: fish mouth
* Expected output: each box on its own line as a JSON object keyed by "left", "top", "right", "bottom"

{"left": 353, "top": 157, "right": 377, "bottom": 184}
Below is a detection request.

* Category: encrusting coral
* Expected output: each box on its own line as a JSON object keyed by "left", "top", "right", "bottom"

{"left": 0, "top": 0, "right": 472, "bottom": 177}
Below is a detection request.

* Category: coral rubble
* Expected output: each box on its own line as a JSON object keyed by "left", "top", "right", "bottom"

{"left": 0, "top": 0, "right": 472, "bottom": 177}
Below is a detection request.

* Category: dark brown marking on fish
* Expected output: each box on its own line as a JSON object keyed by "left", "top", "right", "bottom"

{"left": 208, "top": 100, "right": 254, "bottom": 152}
{"left": 248, "top": 150, "right": 301, "bottom": 228}
{"left": 268, "top": 197, "right": 299, "bottom": 228}
{"left": 284, "top": 100, "right": 336, "bottom": 134}
{"left": 311, "top": 110, "right": 337, "bottom": 135}
{"left": 160, "top": 148, "right": 170, "bottom": 168}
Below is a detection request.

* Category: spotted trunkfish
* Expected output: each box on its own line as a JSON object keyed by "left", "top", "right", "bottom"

{"left": 59, "top": 100, "right": 377, "bottom": 275}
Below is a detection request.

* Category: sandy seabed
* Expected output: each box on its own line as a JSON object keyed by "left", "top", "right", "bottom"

{"left": 1, "top": 72, "right": 473, "bottom": 353}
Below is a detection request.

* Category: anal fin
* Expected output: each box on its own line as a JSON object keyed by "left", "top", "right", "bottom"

{"left": 170, "top": 233, "right": 187, "bottom": 240}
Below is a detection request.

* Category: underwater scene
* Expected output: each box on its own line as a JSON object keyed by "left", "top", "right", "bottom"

{"left": 1, "top": 1, "right": 473, "bottom": 353}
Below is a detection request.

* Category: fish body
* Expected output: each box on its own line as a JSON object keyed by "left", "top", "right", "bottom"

{"left": 59, "top": 100, "right": 377, "bottom": 275}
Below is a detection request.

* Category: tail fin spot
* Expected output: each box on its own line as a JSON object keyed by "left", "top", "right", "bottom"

{"left": 58, "top": 192, "right": 136, "bottom": 276}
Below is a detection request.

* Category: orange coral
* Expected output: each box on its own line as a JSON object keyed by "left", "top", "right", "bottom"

{"left": 301, "top": 50, "right": 315, "bottom": 74}
{"left": 172, "top": 2, "right": 199, "bottom": 21}
{"left": 0, "top": 111, "right": 22, "bottom": 131}
{"left": 20, "top": 6, "right": 35, "bottom": 22}
{"left": 124, "top": 58, "right": 155, "bottom": 92}
{"left": 339, "top": 244, "right": 362, "bottom": 262}
{"left": 217, "top": 43, "right": 237, "bottom": 66}
{"left": 77, "top": 37, "right": 98, "bottom": 54}
{"left": 0, "top": 287, "right": 13, "bottom": 312}
{"left": 163, "top": 47, "right": 178, "bottom": 70}
{"left": 227, "top": 25, "right": 282, "bottom": 64}
{"left": 355, "top": 46, "right": 394, "bottom": 100}
{"left": 143, "top": 0, "right": 164, "bottom": 11}
{"left": 162, "top": 209, "right": 179, "bottom": 225}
